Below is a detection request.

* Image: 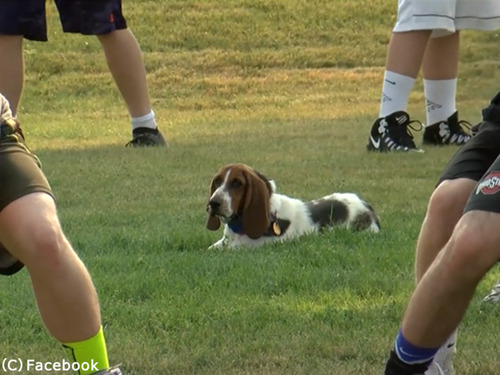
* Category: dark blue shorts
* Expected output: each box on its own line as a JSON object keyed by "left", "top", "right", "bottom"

{"left": 0, "top": 0, "right": 128, "bottom": 41}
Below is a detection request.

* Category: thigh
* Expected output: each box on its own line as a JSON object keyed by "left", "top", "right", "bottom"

{"left": 0, "top": 0, "right": 47, "bottom": 41}
{"left": 395, "top": 0, "right": 457, "bottom": 36}
{"left": 55, "top": 0, "right": 127, "bottom": 35}
{"left": 0, "top": 142, "right": 54, "bottom": 273}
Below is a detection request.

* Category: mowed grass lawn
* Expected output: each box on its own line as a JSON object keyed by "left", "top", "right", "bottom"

{"left": 2, "top": 1, "right": 500, "bottom": 374}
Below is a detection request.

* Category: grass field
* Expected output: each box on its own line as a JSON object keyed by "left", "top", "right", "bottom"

{"left": 2, "top": 1, "right": 500, "bottom": 374}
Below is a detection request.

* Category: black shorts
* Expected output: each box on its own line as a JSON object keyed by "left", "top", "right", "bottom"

{"left": 437, "top": 91, "right": 500, "bottom": 214}
{"left": 464, "top": 155, "right": 500, "bottom": 214}
{"left": 0, "top": 0, "right": 127, "bottom": 41}
{"left": 439, "top": 94, "right": 500, "bottom": 185}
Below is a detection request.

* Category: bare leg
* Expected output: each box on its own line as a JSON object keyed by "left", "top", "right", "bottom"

{"left": 422, "top": 32, "right": 460, "bottom": 80}
{"left": 415, "top": 178, "right": 476, "bottom": 281}
{"left": 0, "top": 193, "right": 100, "bottom": 342}
{"left": 402, "top": 211, "right": 500, "bottom": 348}
{"left": 386, "top": 30, "right": 432, "bottom": 78}
{"left": 0, "top": 35, "right": 24, "bottom": 116}
{"left": 97, "top": 29, "right": 152, "bottom": 118}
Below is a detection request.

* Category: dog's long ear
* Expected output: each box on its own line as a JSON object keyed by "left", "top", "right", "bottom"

{"left": 206, "top": 214, "right": 221, "bottom": 231}
{"left": 241, "top": 168, "right": 272, "bottom": 239}
{"left": 206, "top": 175, "right": 221, "bottom": 231}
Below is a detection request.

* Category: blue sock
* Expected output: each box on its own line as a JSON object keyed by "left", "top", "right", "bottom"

{"left": 394, "top": 328, "right": 440, "bottom": 364}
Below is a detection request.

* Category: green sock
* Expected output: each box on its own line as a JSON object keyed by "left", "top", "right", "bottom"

{"left": 63, "top": 326, "right": 110, "bottom": 375}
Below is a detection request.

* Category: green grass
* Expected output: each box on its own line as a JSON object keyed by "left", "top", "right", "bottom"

{"left": 2, "top": 1, "right": 500, "bottom": 374}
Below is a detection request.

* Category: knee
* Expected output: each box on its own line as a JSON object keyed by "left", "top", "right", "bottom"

{"left": 23, "top": 223, "right": 69, "bottom": 271}
{"left": 427, "top": 181, "right": 469, "bottom": 220}
{"left": 445, "top": 226, "right": 490, "bottom": 280}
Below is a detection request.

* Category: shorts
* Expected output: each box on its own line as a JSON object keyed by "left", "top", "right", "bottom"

{"left": 395, "top": 0, "right": 500, "bottom": 37}
{"left": 0, "top": 122, "right": 53, "bottom": 275}
{"left": 0, "top": 0, "right": 128, "bottom": 41}
{"left": 465, "top": 154, "right": 500, "bottom": 214}
{"left": 438, "top": 92, "right": 500, "bottom": 185}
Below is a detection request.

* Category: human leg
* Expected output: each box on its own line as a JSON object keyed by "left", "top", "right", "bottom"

{"left": 97, "top": 28, "right": 152, "bottom": 119}
{"left": 0, "top": 193, "right": 101, "bottom": 342}
{"left": 0, "top": 102, "right": 118, "bottom": 374}
{"left": 422, "top": 32, "right": 459, "bottom": 127}
{"left": 0, "top": 35, "right": 24, "bottom": 116}
{"left": 0, "top": 0, "right": 47, "bottom": 117}
{"left": 367, "top": 29, "right": 430, "bottom": 153}
{"left": 407, "top": 208, "right": 500, "bottom": 346}
{"left": 384, "top": 92, "right": 500, "bottom": 375}
{"left": 385, "top": 209, "right": 500, "bottom": 375}
{"left": 96, "top": 29, "right": 166, "bottom": 146}
{"left": 54, "top": 0, "right": 166, "bottom": 146}
{"left": 379, "top": 31, "right": 431, "bottom": 117}
{"left": 414, "top": 179, "right": 475, "bottom": 281}
{"left": 421, "top": 33, "right": 471, "bottom": 145}
{"left": 417, "top": 89, "right": 500, "bottom": 279}
{"left": 0, "top": 193, "right": 112, "bottom": 375}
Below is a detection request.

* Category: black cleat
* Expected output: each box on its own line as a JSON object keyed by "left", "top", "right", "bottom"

{"left": 367, "top": 111, "right": 423, "bottom": 153}
{"left": 126, "top": 127, "right": 167, "bottom": 147}
{"left": 422, "top": 112, "right": 471, "bottom": 145}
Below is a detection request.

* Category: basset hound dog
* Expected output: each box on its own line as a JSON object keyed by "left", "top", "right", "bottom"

{"left": 206, "top": 163, "right": 381, "bottom": 249}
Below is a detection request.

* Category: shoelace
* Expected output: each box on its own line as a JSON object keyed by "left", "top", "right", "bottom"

{"left": 449, "top": 119, "right": 472, "bottom": 135}
{"left": 392, "top": 119, "right": 423, "bottom": 148}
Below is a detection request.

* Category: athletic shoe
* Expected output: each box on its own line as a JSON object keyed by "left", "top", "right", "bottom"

{"left": 367, "top": 111, "right": 424, "bottom": 152}
{"left": 422, "top": 112, "right": 471, "bottom": 146}
{"left": 424, "top": 361, "right": 446, "bottom": 375}
{"left": 92, "top": 365, "right": 124, "bottom": 375}
{"left": 125, "top": 127, "right": 167, "bottom": 147}
{"left": 385, "top": 350, "right": 435, "bottom": 375}
{"left": 483, "top": 277, "right": 500, "bottom": 303}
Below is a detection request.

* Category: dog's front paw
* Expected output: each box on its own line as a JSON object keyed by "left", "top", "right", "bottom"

{"left": 208, "top": 237, "right": 227, "bottom": 250}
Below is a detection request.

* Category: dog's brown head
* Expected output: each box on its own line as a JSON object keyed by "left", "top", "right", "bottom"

{"left": 206, "top": 164, "right": 273, "bottom": 239}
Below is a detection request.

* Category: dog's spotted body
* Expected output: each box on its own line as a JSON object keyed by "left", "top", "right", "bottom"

{"left": 206, "top": 163, "right": 380, "bottom": 249}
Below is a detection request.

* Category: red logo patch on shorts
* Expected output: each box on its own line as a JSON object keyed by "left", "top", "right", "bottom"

{"left": 476, "top": 171, "right": 500, "bottom": 195}
{"left": 110, "top": 13, "right": 115, "bottom": 23}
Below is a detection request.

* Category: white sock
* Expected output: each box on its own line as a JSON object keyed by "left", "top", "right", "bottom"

{"left": 379, "top": 71, "right": 415, "bottom": 117}
{"left": 433, "top": 329, "right": 457, "bottom": 371}
{"left": 131, "top": 110, "right": 157, "bottom": 131}
{"left": 424, "top": 78, "right": 457, "bottom": 126}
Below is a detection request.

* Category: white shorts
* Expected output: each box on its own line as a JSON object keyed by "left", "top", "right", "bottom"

{"left": 395, "top": 0, "right": 500, "bottom": 37}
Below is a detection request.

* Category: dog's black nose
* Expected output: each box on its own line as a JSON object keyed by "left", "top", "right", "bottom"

{"left": 208, "top": 200, "right": 221, "bottom": 211}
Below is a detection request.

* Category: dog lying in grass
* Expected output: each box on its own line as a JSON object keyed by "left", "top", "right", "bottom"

{"left": 206, "top": 163, "right": 380, "bottom": 249}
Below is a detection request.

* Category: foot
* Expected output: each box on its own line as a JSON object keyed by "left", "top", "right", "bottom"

{"left": 422, "top": 112, "right": 471, "bottom": 146}
{"left": 384, "top": 350, "right": 433, "bottom": 375}
{"left": 424, "top": 361, "right": 446, "bottom": 375}
{"left": 367, "top": 111, "right": 424, "bottom": 153}
{"left": 126, "top": 127, "right": 167, "bottom": 147}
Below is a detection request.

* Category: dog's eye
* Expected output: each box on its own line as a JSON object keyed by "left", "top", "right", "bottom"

{"left": 213, "top": 177, "right": 223, "bottom": 188}
{"left": 231, "top": 179, "right": 243, "bottom": 189}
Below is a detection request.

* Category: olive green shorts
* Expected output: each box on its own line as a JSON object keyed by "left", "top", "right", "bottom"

{"left": 0, "top": 135, "right": 53, "bottom": 212}
{"left": 0, "top": 126, "right": 54, "bottom": 275}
